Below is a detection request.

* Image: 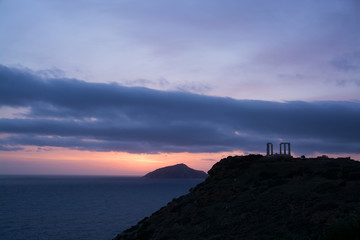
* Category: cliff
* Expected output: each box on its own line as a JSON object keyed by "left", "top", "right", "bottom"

{"left": 114, "top": 155, "right": 360, "bottom": 240}
{"left": 143, "top": 163, "right": 208, "bottom": 179}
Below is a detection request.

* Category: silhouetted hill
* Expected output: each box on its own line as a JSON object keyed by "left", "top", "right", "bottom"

{"left": 143, "top": 163, "right": 208, "bottom": 179}
{"left": 114, "top": 155, "right": 360, "bottom": 240}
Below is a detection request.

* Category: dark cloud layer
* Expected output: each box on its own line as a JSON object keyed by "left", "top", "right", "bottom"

{"left": 1, "top": 65, "right": 359, "bottom": 155}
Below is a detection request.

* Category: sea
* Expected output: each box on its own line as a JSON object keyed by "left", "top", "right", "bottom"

{"left": 0, "top": 175, "right": 204, "bottom": 240}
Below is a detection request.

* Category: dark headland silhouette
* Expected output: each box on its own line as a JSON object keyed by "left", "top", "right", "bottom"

{"left": 143, "top": 163, "right": 208, "bottom": 179}
{"left": 114, "top": 153, "right": 360, "bottom": 240}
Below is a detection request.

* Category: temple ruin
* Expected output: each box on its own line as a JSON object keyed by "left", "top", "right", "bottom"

{"left": 266, "top": 142, "right": 291, "bottom": 156}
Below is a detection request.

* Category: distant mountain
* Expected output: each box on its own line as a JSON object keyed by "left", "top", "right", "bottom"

{"left": 143, "top": 163, "right": 208, "bottom": 179}
{"left": 115, "top": 155, "right": 360, "bottom": 240}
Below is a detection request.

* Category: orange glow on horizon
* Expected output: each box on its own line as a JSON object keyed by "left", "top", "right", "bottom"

{"left": 0, "top": 146, "right": 245, "bottom": 176}
{"left": 1, "top": 146, "right": 358, "bottom": 176}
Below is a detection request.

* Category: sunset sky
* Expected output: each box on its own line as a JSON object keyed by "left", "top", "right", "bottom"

{"left": 0, "top": 0, "right": 359, "bottom": 175}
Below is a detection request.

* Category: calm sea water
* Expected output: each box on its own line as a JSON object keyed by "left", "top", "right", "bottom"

{"left": 0, "top": 176, "right": 203, "bottom": 240}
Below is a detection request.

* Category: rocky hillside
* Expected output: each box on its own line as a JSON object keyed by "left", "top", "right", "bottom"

{"left": 143, "top": 163, "right": 208, "bottom": 179}
{"left": 114, "top": 155, "right": 360, "bottom": 240}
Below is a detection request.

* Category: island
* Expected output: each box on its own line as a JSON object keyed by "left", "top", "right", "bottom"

{"left": 143, "top": 163, "right": 208, "bottom": 179}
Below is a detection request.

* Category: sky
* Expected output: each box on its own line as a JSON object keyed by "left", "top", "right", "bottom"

{"left": 0, "top": 0, "right": 359, "bottom": 175}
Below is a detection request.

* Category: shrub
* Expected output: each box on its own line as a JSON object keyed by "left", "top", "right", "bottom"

{"left": 322, "top": 214, "right": 360, "bottom": 240}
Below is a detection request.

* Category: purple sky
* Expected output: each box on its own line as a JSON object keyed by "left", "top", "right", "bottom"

{"left": 0, "top": 0, "right": 359, "bottom": 174}
{"left": 1, "top": 0, "right": 359, "bottom": 100}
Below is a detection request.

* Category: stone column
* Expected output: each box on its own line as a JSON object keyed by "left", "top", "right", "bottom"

{"left": 267, "top": 142, "right": 273, "bottom": 155}
{"left": 288, "top": 143, "right": 291, "bottom": 156}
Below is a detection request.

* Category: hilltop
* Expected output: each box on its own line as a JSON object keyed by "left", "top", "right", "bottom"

{"left": 143, "top": 163, "right": 208, "bottom": 179}
{"left": 114, "top": 155, "right": 360, "bottom": 240}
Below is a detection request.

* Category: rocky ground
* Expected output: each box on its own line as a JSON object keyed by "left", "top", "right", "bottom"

{"left": 113, "top": 154, "right": 360, "bottom": 240}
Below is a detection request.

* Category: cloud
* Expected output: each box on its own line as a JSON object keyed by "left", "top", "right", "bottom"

{"left": 335, "top": 78, "right": 360, "bottom": 87}
{"left": 1, "top": 65, "right": 359, "bottom": 155}
{"left": 122, "top": 78, "right": 170, "bottom": 89}
{"left": 330, "top": 52, "right": 360, "bottom": 72}
{"left": 0, "top": 145, "right": 23, "bottom": 151}
{"left": 202, "top": 159, "right": 217, "bottom": 162}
